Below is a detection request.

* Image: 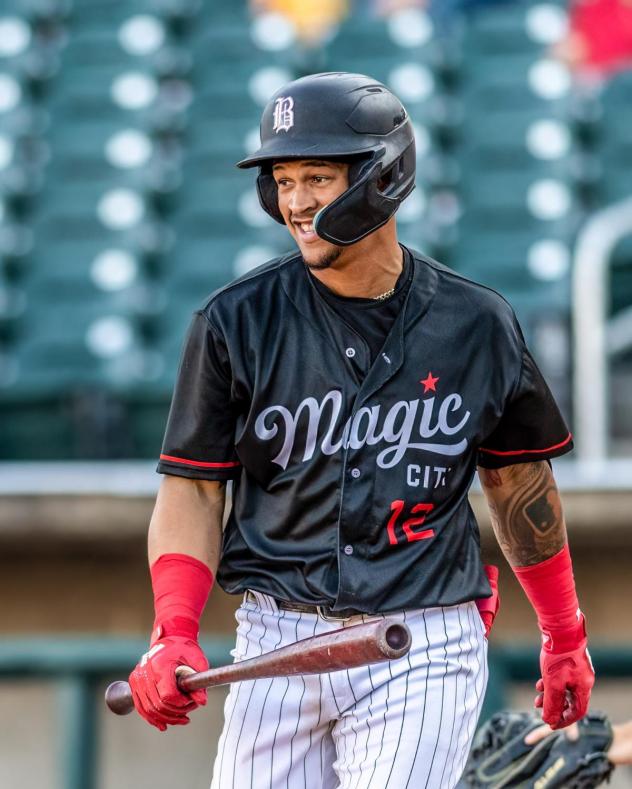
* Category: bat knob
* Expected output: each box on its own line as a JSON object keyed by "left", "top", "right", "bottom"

{"left": 380, "top": 622, "right": 412, "bottom": 659}
{"left": 105, "top": 680, "right": 135, "bottom": 715}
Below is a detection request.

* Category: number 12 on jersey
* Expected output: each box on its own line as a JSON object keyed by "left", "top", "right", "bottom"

{"left": 387, "top": 500, "right": 435, "bottom": 546}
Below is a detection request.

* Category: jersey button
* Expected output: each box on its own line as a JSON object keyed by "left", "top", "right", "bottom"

{"left": 350, "top": 467, "right": 361, "bottom": 479}
{"left": 343, "top": 544, "right": 354, "bottom": 555}
{"left": 345, "top": 347, "right": 356, "bottom": 358}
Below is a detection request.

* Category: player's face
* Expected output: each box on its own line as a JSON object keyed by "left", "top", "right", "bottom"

{"left": 272, "top": 159, "right": 349, "bottom": 269}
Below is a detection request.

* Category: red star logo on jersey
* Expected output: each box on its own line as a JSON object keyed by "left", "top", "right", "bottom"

{"left": 420, "top": 372, "right": 439, "bottom": 393}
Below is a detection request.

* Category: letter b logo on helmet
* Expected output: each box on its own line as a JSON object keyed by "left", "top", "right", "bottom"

{"left": 272, "top": 96, "right": 294, "bottom": 133}
{"left": 236, "top": 72, "right": 416, "bottom": 246}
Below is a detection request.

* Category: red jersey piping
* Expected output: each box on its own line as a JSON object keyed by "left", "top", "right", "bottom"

{"left": 159, "top": 453, "right": 241, "bottom": 468}
{"left": 478, "top": 433, "right": 572, "bottom": 457}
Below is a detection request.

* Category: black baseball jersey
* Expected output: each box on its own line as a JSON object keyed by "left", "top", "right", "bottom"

{"left": 157, "top": 248, "right": 573, "bottom": 614}
{"left": 310, "top": 248, "right": 413, "bottom": 363}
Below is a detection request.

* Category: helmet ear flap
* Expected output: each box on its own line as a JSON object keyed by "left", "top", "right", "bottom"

{"left": 256, "top": 172, "right": 285, "bottom": 225}
{"left": 314, "top": 159, "right": 400, "bottom": 246}
{"left": 377, "top": 142, "right": 416, "bottom": 198}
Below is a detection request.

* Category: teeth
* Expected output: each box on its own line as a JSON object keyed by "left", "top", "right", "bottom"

{"left": 300, "top": 223, "right": 313, "bottom": 233}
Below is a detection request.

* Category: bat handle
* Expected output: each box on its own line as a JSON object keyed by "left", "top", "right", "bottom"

{"left": 105, "top": 666, "right": 193, "bottom": 715}
{"left": 105, "top": 680, "right": 135, "bottom": 715}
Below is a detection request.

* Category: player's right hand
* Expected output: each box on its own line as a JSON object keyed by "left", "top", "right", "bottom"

{"left": 129, "top": 635, "right": 209, "bottom": 731}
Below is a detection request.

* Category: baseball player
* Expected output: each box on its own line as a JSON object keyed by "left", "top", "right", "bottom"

{"left": 129, "top": 72, "right": 594, "bottom": 788}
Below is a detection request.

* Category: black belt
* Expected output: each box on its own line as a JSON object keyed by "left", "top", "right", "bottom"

{"left": 246, "top": 591, "right": 364, "bottom": 621}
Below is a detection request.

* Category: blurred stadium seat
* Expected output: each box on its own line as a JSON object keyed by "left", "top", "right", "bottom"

{"left": 0, "top": 0, "right": 631, "bottom": 458}
{"left": 594, "top": 72, "right": 632, "bottom": 205}
{"left": 447, "top": 1, "right": 585, "bottom": 412}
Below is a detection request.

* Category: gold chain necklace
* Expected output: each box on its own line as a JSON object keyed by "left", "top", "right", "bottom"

{"left": 372, "top": 287, "right": 396, "bottom": 301}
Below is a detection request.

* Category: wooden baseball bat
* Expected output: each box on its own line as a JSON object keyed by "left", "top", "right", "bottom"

{"left": 106, "top": 618, "right": 411, "bottom": 716}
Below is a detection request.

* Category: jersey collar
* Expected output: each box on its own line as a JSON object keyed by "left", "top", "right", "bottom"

{"left": 278, "top": 246, "right": 439, "bottom": 397}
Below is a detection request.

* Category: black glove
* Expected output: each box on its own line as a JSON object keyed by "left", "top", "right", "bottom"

{"left": 458, "top": 710, "right": 614, "bottom": 788}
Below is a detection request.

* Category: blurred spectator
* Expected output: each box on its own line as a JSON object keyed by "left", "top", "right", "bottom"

{"left": 369, "top": 0, "right": 525, "bottom": 28}
{"left": 555, "top": 0, "right": 632, "bottom": 78}
{"left": 372, "top": 0, "right": 426, "bottom": 17}
{"left": 251, "top": 0, "right": 349, "bottom": 46}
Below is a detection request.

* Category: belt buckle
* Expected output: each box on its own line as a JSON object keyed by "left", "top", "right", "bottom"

{"left": 316, "top": 605, "right": 353, "bottom": 622}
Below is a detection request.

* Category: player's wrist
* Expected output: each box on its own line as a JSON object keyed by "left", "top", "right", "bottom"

{"left": 540, "top": 612, "right": 587, "bottom": 653}
{"left": 150, "top": 616, "right": 201, "bottom": 644}
{"left": 512, "top": 543, "right": 586, "bottom": 642}
{"left": 149, "top": 552, "right": 214, "bottom": 643}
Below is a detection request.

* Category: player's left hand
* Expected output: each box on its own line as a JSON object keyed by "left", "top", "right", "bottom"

{"left": 535, "top": 616, "right": 594, "bottom": 729}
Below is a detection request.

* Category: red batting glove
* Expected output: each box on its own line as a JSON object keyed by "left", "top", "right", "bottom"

{"left": 129, "top": 625, "right": 209, "bottom": 732}
{"left": 535, "top": 613, "right": 594, "bottom": 730}
{"left": 512, "top": 544, "right": 594, "bottom": 730}
{"left": 476, "top": 564, "right": 500, "bottom": 639}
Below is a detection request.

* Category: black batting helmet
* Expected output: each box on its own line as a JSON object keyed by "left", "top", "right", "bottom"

{"left": 236, "top": 72, "right": 416, "bottom": 246}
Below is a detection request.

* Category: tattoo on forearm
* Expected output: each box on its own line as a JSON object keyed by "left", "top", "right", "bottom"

{"left": 481, "top": 468, "right": 503, "bottom": 488}
{"left": 479, "top": 462, "right": 566, "bottom": 566}
{"left": 486, "top": 498, "right": 512, "bottom": 556}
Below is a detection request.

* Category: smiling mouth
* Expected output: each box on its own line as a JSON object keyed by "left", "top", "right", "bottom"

{"left": 293, "top": 220, "right": 319, "bottom": 243}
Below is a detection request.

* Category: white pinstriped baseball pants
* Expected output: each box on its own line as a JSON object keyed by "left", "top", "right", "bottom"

{"left": 210, "top": 592, "right": 488, "bottom": 789}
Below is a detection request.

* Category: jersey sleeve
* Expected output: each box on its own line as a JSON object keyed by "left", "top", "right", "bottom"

{"left": 156, "top": 310, "right": 241, "bottom": 481}
{"left": 477, "top": 337, "right": 573, "bottom": 469}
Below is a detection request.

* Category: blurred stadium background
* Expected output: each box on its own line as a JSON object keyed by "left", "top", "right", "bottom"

{"left": 0, "top": 0, "right": 631, "bottom": 786}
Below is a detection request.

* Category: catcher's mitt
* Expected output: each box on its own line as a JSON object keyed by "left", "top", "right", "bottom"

{"left": 459, "top": 710, "right": 614, "bottom": 788}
